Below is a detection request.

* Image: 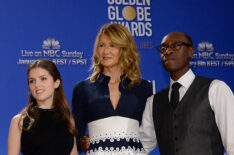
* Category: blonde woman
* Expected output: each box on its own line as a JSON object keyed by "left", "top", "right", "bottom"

{"left": 72, "top": 23, "right": 152, "bottom": 155}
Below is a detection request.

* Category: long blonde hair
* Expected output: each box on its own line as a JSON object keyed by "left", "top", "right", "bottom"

{"left": 89, "top": 23, "right": 141, "bottom": 87}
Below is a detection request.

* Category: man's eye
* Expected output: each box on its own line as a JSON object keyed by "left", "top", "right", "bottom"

{"left": 170, "top": 44, "right": 177, "bottom": 48}
{"left": 161, "top": 46, "right": 167, "bottom": 51}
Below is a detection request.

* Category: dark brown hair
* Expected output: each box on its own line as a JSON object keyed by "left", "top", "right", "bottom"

{"left": 19, "top": 59, "right": 77, "bottom": 136}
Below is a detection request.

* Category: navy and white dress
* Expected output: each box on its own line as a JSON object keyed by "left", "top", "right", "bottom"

{"left": 72, "top": 74, "right": 152, "bottom": 155}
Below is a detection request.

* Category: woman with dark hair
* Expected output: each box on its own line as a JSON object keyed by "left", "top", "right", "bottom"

{"left": 72, "top": 23, "right": 152, "bottom": 155}
{"left": 8, "top": 59, "right": 78, "bottom": 155}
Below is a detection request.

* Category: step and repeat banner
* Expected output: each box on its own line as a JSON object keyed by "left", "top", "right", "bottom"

{"left": 0, "top": 0, "right": 233, "bottom": 154}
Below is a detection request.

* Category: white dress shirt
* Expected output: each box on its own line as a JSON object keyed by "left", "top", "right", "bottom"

{"left": 139, "top": 69, "right": 234, "bottom": 155}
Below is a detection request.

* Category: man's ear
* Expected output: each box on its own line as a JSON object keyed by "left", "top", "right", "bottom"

{"left": 188, "top": 46, "right": 194, "bottom": 58}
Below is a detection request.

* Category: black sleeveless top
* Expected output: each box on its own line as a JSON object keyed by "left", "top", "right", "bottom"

{"left": 21, "top": 108, "right": 74, "bottom": 155}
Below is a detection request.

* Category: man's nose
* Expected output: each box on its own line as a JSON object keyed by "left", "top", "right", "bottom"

{"left": 164, "top": 48, "right": 174, "bottom": 55}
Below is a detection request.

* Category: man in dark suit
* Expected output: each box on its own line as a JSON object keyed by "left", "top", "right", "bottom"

{"left": 139, "top": 32, "right": 234, "bottom": 155}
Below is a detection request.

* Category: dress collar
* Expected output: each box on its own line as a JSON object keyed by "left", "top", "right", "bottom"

{"left": 96, "top": 73, "right": 131, "bottom": 88}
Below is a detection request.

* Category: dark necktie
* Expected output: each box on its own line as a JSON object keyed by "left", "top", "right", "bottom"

{"left": 171, "top": 82, "right": 182, "bottom": 109}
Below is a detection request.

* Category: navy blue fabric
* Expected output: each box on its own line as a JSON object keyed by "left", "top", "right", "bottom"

{"left": 72, "top": 74, "right": 153, "bottom": 152}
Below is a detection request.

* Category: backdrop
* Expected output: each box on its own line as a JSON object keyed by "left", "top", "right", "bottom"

{"left": 0, "top": 0, "right": 233, "bottom": 154}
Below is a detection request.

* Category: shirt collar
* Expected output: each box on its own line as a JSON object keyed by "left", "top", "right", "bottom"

{"left": 170, "top": 69, "right": 195, "bottom": 89}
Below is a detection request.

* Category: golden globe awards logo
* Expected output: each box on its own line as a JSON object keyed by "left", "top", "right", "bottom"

{"left": 107, "top": 0, "right": 152, "bottom": 37}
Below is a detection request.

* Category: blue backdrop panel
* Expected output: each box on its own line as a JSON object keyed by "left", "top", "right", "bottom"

{"left": 0, "top": 0, "right": 233, "bottom": 155}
